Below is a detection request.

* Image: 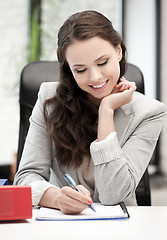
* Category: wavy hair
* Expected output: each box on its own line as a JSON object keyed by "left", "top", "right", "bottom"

{"left": 44, "top": 10, "right": 127, "bottom": 167}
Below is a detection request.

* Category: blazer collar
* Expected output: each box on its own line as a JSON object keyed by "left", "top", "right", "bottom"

{"left": 114, "top": 101, "right": 135, "bottom": 146}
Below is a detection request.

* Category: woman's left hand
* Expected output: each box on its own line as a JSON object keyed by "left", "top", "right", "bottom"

{"left": 97, "top": 78, "right": 136, "bottom": 141}
{"left": 99, "top": 77, "right": 137, "bottom": 112}
{"left": 112, "top": 77, "right": 137, "bottom": 94}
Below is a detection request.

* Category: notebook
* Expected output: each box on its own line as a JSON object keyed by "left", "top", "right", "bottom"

{"left": 0, "top": 179, "right": 8, "bottom": 185}
{"left": 36, "top": 202, "right": 129, "bottom": 221}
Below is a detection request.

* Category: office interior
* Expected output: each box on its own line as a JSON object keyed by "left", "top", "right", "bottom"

{"left": 0, "top": 0, "right": 167, "bottom": 206}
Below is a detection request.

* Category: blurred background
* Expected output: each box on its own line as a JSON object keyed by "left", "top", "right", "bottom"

{"left": 0, "top": 0, "right": 167, "bottom": 205}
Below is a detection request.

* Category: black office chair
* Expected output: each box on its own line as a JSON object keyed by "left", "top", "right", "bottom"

{"left": 17, "top": 61, "right": 151, "bottom": 206}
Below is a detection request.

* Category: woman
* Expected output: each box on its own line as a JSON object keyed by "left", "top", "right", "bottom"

{"left": 14, "top": 10, "right": 166, "bottom": 214}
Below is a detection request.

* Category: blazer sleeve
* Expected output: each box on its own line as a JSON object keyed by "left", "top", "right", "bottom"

{"left": 90, "top": 97, "right": 167, "bottom": 205}
{"left": 13, "top": 82, "right": 58, "bottom": 206}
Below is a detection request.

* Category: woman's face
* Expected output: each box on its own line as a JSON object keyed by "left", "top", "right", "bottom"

{"left": 66, "top": 36, "right": 122, "bottom": 105}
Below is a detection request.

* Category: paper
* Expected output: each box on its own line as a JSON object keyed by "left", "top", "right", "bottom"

{"left": 36, "top": 203, "right": 129, "bottom": 221}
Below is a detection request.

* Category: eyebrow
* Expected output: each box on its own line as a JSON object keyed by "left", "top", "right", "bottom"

{"left": 72, "top": 55, "right": 108, "bottom": 67}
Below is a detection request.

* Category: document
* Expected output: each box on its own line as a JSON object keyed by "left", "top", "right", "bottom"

{"left": 36, "top": 203, "right": 129, "bottom": 221}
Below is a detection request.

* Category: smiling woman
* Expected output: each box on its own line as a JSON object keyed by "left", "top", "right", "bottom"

{"left": 66, "top": 37, "right": 122, "bottom": 103}
{"left": 14, "top": 10, "right": 166, "bottom": 215}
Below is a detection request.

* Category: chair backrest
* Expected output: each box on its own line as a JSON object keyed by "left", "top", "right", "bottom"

{"left": 17, "top": 61, "right": 151, "bottom": 206}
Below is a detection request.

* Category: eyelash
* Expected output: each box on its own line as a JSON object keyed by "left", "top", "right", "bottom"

{"left": 75, "top": 59, "right": 108, "bottom": 74}
{"left": 97, "top": 59, "right": 108, "bottom": 66}
{"left": 75, "top": 69, "right": 87, "bottom": 73}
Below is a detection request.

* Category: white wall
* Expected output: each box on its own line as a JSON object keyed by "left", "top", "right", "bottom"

{"left": 124, "top": 0, "right": 167, "bottom": 174}
{"left": 160, "top": 0, "right": 167, "bottom": 174}
{"left": 124, "top": 0, "right": 156, "bottom": 98}
{"left": 0, "top": 0, "right": 28, "bottom": 164}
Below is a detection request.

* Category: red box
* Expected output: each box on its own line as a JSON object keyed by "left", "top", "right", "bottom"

{"left": 0, "top": 185, "right": 32, "bottom": 221}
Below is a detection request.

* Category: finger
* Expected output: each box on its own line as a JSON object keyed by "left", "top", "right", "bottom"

{"left": 120, "top": 77, "right": 127, "bottom": 83}
{"left": 78, "top": 185, "right": 91, "bottom": 197}
{"left": 59, "top": 198, "right": 88, "bottom": 215}
{"left": 120, "top": 84, "right": 128, "bottom": 91}
{"left": 120, "top": 81, "right": 137, "bottom": 91}
{"left": 120, "top": 77, "right": 137, "bottom": 89}
{"left": 126, "top": 81, "right": 136, "bottom": 88}
{"left": 60, "top": 193, "right": 87, "bottom": 210}
{"left": 118, "top": 84, "right": 136, "bottom": 99}
{"left": 126, "top": 83, "right": 137, "bottom": 93}
{"left": 62, "top": 186, "right": 91, "bottom": 204}
{"left": 129, "top": 81, "right": 136, "bottom": 85}
{"left": 115, "top": 81, "right": 124, "bottom": 87}
{"left": 119, "top": 82, "right": 129, "bottom": 91}
{"left": 58, "top": 187, "right": 89, "bottom": 214}
{"left": 115, "top": 82, "right": 125, "bottom": 90}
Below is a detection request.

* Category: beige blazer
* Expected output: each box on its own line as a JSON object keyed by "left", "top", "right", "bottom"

{"left": 14, "top": 82, "right": 166, "bottom": 206}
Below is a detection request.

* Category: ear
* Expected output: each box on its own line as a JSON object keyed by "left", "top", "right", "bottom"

{"left": 116, "top": 44, "right": 122, "bottom": 62}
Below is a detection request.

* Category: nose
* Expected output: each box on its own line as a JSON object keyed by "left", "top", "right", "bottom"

{"left": 89, "top": 67, "right": 102, "bottom": 83}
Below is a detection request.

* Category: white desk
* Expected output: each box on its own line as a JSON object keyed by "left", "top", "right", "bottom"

{"left": 0, "top": 207, "right": 166, "bottom": 240}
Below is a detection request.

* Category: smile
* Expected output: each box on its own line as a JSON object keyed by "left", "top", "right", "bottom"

{"left": 89, "top": 80, "right": 108, "bottom": 90}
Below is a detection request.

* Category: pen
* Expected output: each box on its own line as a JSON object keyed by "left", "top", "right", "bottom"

{"left": 64, "top": 174, "right": 96, "bottom": 212}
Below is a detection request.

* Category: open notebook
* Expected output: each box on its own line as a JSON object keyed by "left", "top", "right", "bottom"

{"left": 36, "top": 203, "right": 130, "bottom": 221}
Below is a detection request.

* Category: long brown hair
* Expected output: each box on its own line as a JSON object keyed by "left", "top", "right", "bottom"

{"left": 44, "top": 10, "right": 127, "bottom": 167}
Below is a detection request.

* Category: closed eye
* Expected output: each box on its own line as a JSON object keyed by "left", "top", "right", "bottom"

{"left": 75, "top": 68, "right": 87, "bottom": 73}
{"left": 97, "top": 59, "right": 108, "bottom": 66}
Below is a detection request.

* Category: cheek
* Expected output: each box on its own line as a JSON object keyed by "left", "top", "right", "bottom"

{"left": 107, "top": 61, "right": 120, "bottom": 79}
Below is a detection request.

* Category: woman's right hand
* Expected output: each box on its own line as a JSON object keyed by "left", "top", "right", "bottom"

{"left": 56, "top": 185, "right": 92, "bottom": 214}
{"left": 39, "top": 185, "right": 92, "bottom": 215}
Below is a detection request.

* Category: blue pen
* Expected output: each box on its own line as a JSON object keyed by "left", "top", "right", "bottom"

{"left": 64, "top": 174, "right": 96, "bottom": 212}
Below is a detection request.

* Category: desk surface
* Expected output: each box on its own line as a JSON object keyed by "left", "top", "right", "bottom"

{"left": 0, "top": 206, "right": 166, "bottom": 240}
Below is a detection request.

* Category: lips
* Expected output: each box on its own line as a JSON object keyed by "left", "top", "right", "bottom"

{"left": 89, "top": 80, "right": 108, "bottom": 90}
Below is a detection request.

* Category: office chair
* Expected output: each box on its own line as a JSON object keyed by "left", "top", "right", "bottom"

{"left": 17, "top": 61, "right": 151, "bottom": 206}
